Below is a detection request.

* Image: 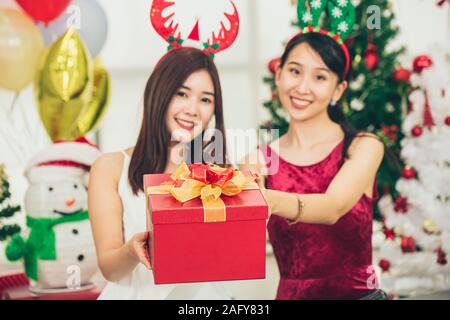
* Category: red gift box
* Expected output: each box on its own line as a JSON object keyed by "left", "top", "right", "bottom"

{"left": 144, "top": 167, "right": 268, "bottom": 285}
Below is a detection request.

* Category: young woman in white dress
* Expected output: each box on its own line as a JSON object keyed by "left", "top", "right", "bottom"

{"left": 88, "top": 47, "right": 233, "bottom": 299}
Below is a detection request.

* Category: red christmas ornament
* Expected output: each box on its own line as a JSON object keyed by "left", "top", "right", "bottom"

{"left": 384, "top": 227, "right": 395, "bottom": 240}
{"left": 411, "top": 126, "right": 423, "bottom": 137}
{"left": 435, "top": 248, "right": 448, "bottom": 265}
{"left": 268, "top": 58, "right": 280, "bottom": 75}
{"left": 394, "top": 196, "right": 410, "bottom": 214}
{"left": 413, "top": 55, "right": 433, "bottom": 74}
{"left": 402, "top": 166, "right": 416, "bottom": 179}
{"left": 365, "top": 45, "right": 379, "bottom": 71}
{"left": 344, "top": 37, "right": 354, "bottom": 49}
{"left": 379, "top": 259, "right": 391, "bottom": 272}
{"left": 16, "top": 0, "right": 71, "bottom": 25}
{"left": 445, "top": 116, "right": 450, "bottom": 126}
{"left": 401, "top": 236, "right": 416, "bottom": 253}
{"left": 271, "top": 90, "right": 278, "bottom": 101}
{"left": 381, "top": 125, "right": 399, "bottom": 142}
{"left": 393, "top": 68, "right": 411, "bottom": 82}
{"left": 438, "top": 255, "right": 447, "bottom": 265}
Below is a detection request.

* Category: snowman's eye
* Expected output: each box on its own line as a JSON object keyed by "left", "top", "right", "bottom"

{"left": 48, "top": 187, "right": 53, "bottom": 192}
{"left": 74, "top": 184, "right": 78, "bottom": 189}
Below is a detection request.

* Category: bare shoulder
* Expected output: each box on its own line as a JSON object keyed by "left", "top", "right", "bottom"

{"left": 349, "top": 132, "right": 384, "bottom": 159}
{"left": 90, "top": 152, "right": 126, "bottom": 183}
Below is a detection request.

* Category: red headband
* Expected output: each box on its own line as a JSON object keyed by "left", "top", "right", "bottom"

{"left": 287, "top": 26, "right": 351, "bottom": 79}
{"left": 150, "top": 0, "right": 239, "bottom": 59}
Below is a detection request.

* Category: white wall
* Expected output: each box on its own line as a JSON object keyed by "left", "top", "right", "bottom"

{"left": 391, "top": 0, "right": 450, "bottom": 61}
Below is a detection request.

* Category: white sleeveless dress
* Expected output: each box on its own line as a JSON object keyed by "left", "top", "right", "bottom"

{"left": 98, "top": 151, "right": 233, "bottom": 300}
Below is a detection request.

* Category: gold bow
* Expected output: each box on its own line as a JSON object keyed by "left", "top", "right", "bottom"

{"left": 147, "top": 163, "right": 259, "bottom": 223}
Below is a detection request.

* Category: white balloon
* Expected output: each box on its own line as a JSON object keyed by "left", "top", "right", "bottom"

{"left": 37, "top": 0, "right": 108, "bottom": 58}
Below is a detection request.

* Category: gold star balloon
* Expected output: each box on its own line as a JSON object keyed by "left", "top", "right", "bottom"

{"left": 68, "top": 57, "right": 111, "bottom": 139}
{"left": 35, "top": 28, "right": 93, "bottom": 141}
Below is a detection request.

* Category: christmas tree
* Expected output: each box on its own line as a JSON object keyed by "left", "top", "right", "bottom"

{"left": 261, "top": 0, "right": 411, "bottom": 217}
{"left": 0, "top": 164, "right": 21, "bottom": 242}
{"left": 376, "top": 49, "right": 450, "bottom": 297}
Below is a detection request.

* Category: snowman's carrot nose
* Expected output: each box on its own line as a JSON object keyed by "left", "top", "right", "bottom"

{"left": 66, "top": 198, "right": 76, "bottom": 207}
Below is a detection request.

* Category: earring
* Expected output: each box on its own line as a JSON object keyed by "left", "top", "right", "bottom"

{"left": 330, "top": 100, "right": 337, "bottom": 106}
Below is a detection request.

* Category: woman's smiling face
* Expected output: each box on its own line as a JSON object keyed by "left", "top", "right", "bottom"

{"left": 166, "top": 69, "right": 216, "bottom": 143}
{"left": 276, "top": 42, "right": 347, "bottom": 122}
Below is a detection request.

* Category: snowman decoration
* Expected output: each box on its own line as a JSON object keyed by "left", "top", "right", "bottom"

{"left": 5, "top": 138, "right": 101, "bottom": 293}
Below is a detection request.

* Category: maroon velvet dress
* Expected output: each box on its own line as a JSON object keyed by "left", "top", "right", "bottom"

{"left": 261, "top": 140, "right": 379, "bottom": 300}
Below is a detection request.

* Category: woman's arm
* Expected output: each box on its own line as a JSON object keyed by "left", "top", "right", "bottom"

{"left": 88, "top": 153, "right": 151, "bottom": 283}
{"left": 245, "top": 136, "right": 384, "bottom": 225}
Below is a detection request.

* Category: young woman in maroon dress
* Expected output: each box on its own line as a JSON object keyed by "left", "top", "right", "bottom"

{"left": 241, "top": 31, "right": 388, "bottom": 300}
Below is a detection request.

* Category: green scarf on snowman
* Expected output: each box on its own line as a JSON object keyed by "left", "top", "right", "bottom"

{"left": 5, "top": 210, "right": 89, "bottom": 281}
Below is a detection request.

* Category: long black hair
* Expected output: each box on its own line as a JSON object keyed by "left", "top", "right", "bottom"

{"left": 279, "top": 32, "right": 366, "bottom": 159}
{"left": 129, "top": 47, "right": 227, "bottom": 195}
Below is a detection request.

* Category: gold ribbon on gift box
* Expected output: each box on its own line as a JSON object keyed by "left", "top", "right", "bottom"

{"left": 146, "top": 163, "right": 259, "bottom": 223}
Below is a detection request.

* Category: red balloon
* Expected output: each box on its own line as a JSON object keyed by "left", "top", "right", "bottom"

{"left": 15, "top": 0, "right": 71, "bottom": 24}
{"left": 413, "top": 55, "right": 433, "bottom": 74}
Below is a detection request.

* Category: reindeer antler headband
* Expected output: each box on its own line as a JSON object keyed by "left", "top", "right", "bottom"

{"left": 150, "top": 0, "right": 240, "bottom": 59}
{"left": 295, "top": 0, "right": 355, "bottom": 77}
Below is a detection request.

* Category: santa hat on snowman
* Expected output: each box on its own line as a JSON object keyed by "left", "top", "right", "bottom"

{"left": 24, "top": 137, "right": 102, "bottom": 186}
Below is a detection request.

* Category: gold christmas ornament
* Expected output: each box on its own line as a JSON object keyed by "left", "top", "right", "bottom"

{"left": 353, "top": 54, "right": 362, "bottom": 68}
{"left": 423, "top": 219, "right": 438, "bottom": 235}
